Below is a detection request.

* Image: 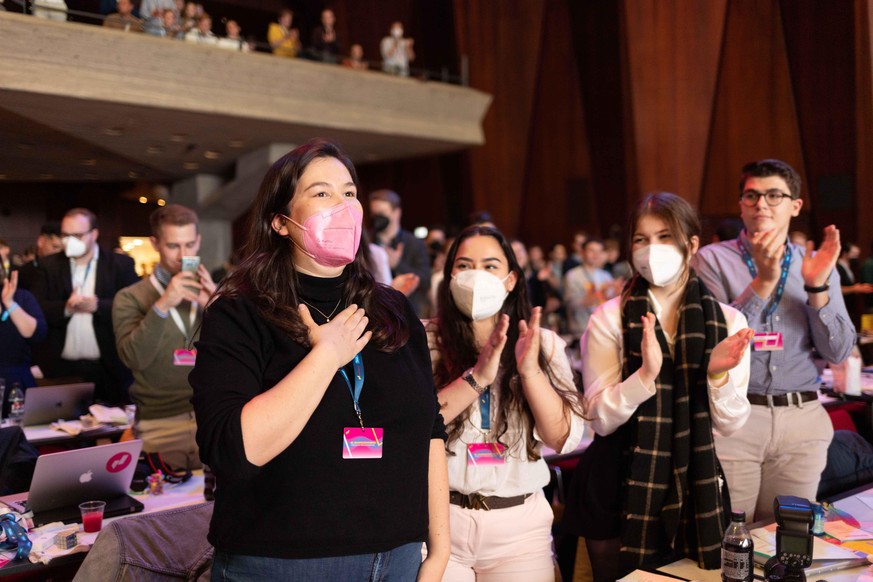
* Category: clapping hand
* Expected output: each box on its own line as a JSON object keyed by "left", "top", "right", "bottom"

{"left": 1, "top": 270, "right": 17, "bottom": 309}
{"left": 749, "top": 229, "right": 786, "bottom": 285}
{"left": 638, "top": 313, "right": 663, "bottom": 387}
{"left": 708, "top": 328, "right": 755, "bottom": 377}
{"left": 515, "top": 307, "right": 542, "bottom": 378}
{"left": 802, "top": 225, "right": 840, "bottom": 288}
{"left": 299, "top": 303, "right": 372, "bottom": 369}
{"left": 472, "top": 314, "right": 509, "bottom": 386}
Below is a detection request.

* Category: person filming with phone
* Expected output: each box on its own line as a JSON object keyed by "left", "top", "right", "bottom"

{"left": 113, "top": 204, "right": 216, "bottom": 470}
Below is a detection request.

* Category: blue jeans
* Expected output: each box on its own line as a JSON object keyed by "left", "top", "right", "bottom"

{"left": 211, "top": 542, "right": 422, "bottom": 581}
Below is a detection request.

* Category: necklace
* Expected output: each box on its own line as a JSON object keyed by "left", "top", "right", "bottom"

{"left": 300, "top": 298, "right": 343, "bottom": 322}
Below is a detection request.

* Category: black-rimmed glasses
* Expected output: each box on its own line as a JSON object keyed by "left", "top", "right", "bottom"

{"left": 739, "top": 189, "right": 795, "bottom": 207}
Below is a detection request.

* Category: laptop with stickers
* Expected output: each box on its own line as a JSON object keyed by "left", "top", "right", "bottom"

{"left": 9, "top": 440, "right": 144, "bottom": 526}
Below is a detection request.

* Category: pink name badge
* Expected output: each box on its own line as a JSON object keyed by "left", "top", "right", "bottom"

{"left": 342, "top": 427, "right": 383, "bottom": 459}
{"left": 173, "top": 349, "right": 197, "bottom": 366}
{"left": 753, "top": 332, "right": 784, "bottom": 351}
{"left": 467, "top": 442, "right": 506, "bottom": 466}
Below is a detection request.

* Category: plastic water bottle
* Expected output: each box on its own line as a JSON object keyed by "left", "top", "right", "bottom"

{"left": 8, "top": 383, "right": 25, "bottom": 426}
{"left": 722, "top": 510, "right": 754, "bottom": 582}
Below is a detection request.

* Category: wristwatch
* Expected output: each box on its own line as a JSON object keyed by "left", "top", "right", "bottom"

{"left": 462, "top": 368, "right": 489, "bottom": 395}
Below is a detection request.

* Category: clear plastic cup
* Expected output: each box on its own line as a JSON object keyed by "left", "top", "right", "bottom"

{"left": 79, "top": 500, "right": 106, "bottom": 533}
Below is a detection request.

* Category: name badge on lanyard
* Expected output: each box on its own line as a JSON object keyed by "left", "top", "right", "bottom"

{"left": 466, "top": 388, "right": 506, "bottom": 466}
{"left": 150, "top": 274, "right": 198, "bottom": 366}
{"left": 340, "top": 354, "right": 383, "bottom": 459}
{"left": 753, "top": 332, "right": 784, "bottom": 351}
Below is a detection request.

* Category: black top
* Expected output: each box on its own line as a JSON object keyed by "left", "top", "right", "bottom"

{"left": 0, "top": 288, "right": 47, "bottom": 369}
{"left": 190, "top": 271, "right": 446, "bottom": 559}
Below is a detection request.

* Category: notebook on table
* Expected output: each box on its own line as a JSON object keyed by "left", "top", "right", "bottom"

{"left": 2, "top": 440, "right": 144, "bottom": 527}
{"left": 21, "top": 383, "right": 95, "bottom": 426}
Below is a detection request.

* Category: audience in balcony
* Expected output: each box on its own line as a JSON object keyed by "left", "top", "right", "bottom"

{"left": 179, "top": 1, "right": 198, "bottom": 34}
{"left": 216, "top": 19, "right": 250, "bottom": 52}
{"left": 342, "top": 44, "right": 368, "bottom": 70}
{"left": 308, "top": 8, "right": 340, "bottom": 63}
{"left": 145, "top": 8, "right": 182, "bottom": 38}
{"left": 268, "top": 8, "right": 300, "bottom": 59}
{"left": 32, "top": 0, "right": 67, "bottom": 21}
{"left": 381, "top": 21, "right": 415, "bottom": 76}
{"left": 103, "top": 0, "right": 143, "bottom": 32}
{"left": 184, "top": 13, "right": 216, "bottom": 45}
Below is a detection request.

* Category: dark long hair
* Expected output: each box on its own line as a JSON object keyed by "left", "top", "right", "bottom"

{"left": 433, "top": 225, "right": 583, "bottom": 460}
{"left": 215, "top": 138, "right": 409, "bottom": 351}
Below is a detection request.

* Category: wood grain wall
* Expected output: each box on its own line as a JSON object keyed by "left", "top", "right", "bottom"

{"left": 429, "top": 0, "right": 871, "bottom": 257}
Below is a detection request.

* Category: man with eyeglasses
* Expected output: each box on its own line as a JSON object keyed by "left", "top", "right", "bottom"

{"left": 692, "top": 159, "right": 855, "bottom": 522}
{"left": 32, "top": 208, "right": 139, "bottom": 405}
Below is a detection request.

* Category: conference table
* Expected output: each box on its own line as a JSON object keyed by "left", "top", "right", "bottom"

{"left": 0, "top": 472, "right": 207, "bottom": 579}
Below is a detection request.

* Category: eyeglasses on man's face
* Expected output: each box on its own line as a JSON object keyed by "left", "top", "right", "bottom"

{"left": 739, "top": 189, "right": 795, "bottom": 207}
{"left": 61, "top": 230, "right": 94, "bottom": 240}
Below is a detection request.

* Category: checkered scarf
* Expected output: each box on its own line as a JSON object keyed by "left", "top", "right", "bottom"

{"left": 619, "top": 271, "right": 727, "bottom": 569}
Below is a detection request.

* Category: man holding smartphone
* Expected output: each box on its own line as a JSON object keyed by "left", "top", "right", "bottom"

{"left": 113, "top": 204, "right": 216, "bottom": 470}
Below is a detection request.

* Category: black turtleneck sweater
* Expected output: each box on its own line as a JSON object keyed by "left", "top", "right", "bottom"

{"left": 190, "top": 270, "right": 445, "bottom": 559}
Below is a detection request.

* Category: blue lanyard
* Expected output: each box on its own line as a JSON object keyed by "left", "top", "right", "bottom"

{"left": 339, "top": 353, "right": 365, "bottom": 429}
{"left": 737, "top": 238, "right": 792, "bottom": 319}
{"left": 479, "top": 389, "right": 491, "bottom": 431}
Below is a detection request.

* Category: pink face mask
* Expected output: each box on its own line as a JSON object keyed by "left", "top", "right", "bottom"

{"left": 283, "top": 202, "right": 363, "bottom": 267}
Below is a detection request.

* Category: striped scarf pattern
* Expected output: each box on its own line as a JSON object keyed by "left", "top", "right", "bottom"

{"left": 619, "top": 271, "right": 728, "bottom": 569}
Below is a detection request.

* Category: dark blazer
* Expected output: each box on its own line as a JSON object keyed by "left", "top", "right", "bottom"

{"left": 31, "top": 248, "right": 140, "bottom": 377}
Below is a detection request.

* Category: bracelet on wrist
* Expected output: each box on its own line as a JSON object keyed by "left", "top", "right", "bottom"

{"left": 1, "top": 301, "right": 19, "bottom": 322}
{"left": 519, "top": 368, "right": 544, "bottom": 381}
{"left": 462, "top": 368, "right": 489, "bottom": 395}
{"left": 803, "top": 283, "right": 829, "bottom": 293}
{"left": 707, "top": 370, "right": 727, "bottom": 381}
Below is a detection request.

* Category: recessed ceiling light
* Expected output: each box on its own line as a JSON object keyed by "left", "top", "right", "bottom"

{"left": 81, "top": 158, "right": 97, "bottom": 166}
{"left": 227, "top": 139, "right": 245, "bottom": 148}
{"left": 203, "top": 150, "right": 221, "bottom": 159}
{"left": 146, "top": 146, "right": 164, "bottom": 155}
{"left": 103, "top": 127, "right": 124, "bottom": 136}
{"left": 157, "top": 199, "right": 167, "bottom": 206}
{"left": 170, "top": 134, "right": 188, "bottom": 143}
{"left": 128, "top": 171, "right": 141, "bottom": 179}
{"left": 183, "top": 162, "right": 200, "bottom": 170}
{"left": 138, "top": 196, "right": 148, "bottom": 204}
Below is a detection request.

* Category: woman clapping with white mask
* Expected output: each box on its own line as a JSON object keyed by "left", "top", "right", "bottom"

{"left": 425, "top": 225, "right": 586, "bottom": 581}
{"left": 564, "top": 192, "right": 754, "bottom": 581}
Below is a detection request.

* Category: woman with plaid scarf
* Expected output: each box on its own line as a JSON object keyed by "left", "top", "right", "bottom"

{"left": 566, "top": 193, "right": 754, "bottom": 581}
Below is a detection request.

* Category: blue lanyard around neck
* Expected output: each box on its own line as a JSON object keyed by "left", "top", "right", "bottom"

{"left": 737, "top": 238, "right": 792, "bottom": 318}
{"left": 339, "top": 353, "right": 365, "bottom": 429}
{"left": 479, "top": 389, "right": 491, "bottom": 431}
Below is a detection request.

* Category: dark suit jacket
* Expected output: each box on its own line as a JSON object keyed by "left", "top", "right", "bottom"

{"left": 31, "top": 248, "right": 140, "bottom": 378}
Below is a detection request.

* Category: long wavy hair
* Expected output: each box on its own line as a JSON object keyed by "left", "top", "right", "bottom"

{"left": 214, "top": 139, "right": 409, "bottom": 351}
{"left": 433, "top": 225, "right": 584, "bottom": 460}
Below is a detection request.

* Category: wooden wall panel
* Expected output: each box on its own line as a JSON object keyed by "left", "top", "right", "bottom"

{"left": 453, "top": 0, "right": 546, "bottom": 235}
{"left": 781, "top": 0, "right": 857, "bottom": 242}
{"left": 567, "top": 1, "right": 636, "bottom": 242}
{"left": 623, "top": 0, "right": 726, "bottom": 208}
{"left": 856, "top": 0, "right": 873, "bottom": 261}
{"left": 517, "top": 0, "right": 592, "bottom": 248}
{"left": 701, "top": 0, "right": 805, "bottom": 217}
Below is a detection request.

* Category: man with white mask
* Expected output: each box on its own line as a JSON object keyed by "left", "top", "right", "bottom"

{"left": 693, "top": 159, "right": 855, "bottom": 523}
{"left": 32, "top": 208, "right": 139, "bottom": 405}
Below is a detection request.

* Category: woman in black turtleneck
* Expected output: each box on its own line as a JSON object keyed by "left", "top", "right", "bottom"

{"left": 190, "top": 139, "right": 449, "bottom": 581}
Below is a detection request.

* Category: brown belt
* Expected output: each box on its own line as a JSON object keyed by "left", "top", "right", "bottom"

{"left": 449, "top": 491, "right": 531, "bottom": 511}
{"left": 747, "top": 391, "right": 818, "bottom": 408}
